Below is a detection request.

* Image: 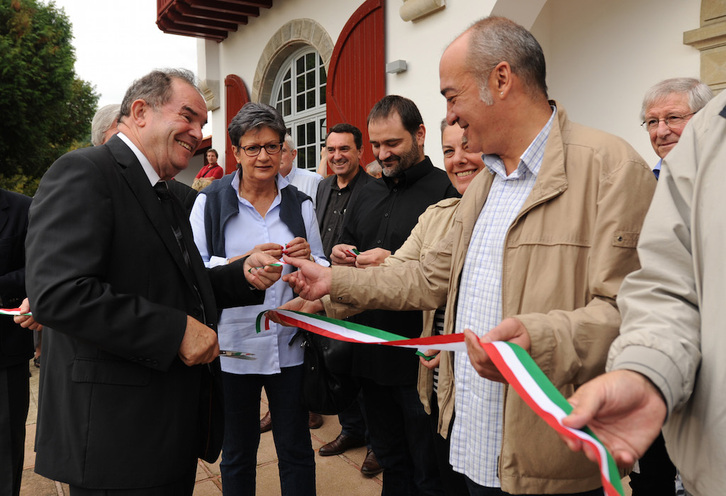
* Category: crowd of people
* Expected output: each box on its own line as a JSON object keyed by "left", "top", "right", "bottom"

{"left": 1, "top": 13, "right": 723, "bottom": 496}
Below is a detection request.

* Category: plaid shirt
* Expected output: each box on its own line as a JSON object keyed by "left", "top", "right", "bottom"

{"left": 450, "top": 107, "right": 556, "bottom": 487}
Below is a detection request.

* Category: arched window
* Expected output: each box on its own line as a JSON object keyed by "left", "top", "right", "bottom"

{"left": 271, "top": 47, "right": 327, "bottom": 171}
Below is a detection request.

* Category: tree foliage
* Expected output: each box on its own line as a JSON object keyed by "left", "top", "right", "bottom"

{"left": 0, "top": 0, "right": 99, "bottom": 195}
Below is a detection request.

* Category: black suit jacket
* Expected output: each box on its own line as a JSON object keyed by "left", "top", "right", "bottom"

{"left": 26, "top": 135, "right": 262, "bottom": 488}
{"left": 0, "top": 189, "right": 33, "bottom": 368}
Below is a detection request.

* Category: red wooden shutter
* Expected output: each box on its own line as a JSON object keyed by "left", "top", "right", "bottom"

{"left": 326, "top": 0, "right": 386, "bottom": 171}
{"left": 224, "top": 75, "right": 250, "bottom": 174}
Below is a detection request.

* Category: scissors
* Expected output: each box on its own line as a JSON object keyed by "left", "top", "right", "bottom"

{"left": 219, "top": 350, "right": 256, "bottom": 360}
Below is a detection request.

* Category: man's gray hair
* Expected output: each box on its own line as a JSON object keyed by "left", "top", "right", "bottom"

{"left": 227, "top": 102, "right": 286, "bottom": 148}
{"left": 118, "top": 69, "right": 200, "bottom": 120}
{"left": 284, "top": 133, "right": 295, "bottom": 151}
{"left": 640, "top": 78, "right": 714, "bottom": 121}
{"left": 465, "top": 16, "right": 548, "bottom": 104}
{"left": 91, "top": 104, "right": 121, "bottom": 146}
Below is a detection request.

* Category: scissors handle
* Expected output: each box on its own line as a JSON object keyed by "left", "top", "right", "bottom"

{"left": 219, "top": 350, "right": 256, "bottom": 360}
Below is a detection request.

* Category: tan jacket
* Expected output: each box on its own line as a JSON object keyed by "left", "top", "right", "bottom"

{"left": 330, "top": 103, "right": 656, "bottom": 494}
{"left": 610, "top": 90, "right": 726, "bottom": 496}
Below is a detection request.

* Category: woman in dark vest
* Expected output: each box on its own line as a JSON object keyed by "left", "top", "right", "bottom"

{"left": 190, "top": 102, "right": 327, "bottom": 496}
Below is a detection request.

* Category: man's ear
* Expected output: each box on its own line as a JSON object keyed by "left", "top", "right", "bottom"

{"left": 415, "top": 124, "right": 426, "bottom": 147}
{"left": 129, "top": 99, "right": 149, "bottom": 127}
{"left": 490, "top": 61, "right": 513, "bottom": 99}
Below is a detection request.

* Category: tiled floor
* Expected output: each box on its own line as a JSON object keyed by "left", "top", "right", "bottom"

{"left": 20, "top": 361, "right": 382, "bottom": 495}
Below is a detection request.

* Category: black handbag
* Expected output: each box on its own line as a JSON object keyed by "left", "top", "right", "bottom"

{"left": 300, "top": 331, "right": 360, "bottom": 415}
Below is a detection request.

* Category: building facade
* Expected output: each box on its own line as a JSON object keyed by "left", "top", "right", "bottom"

{"left": 158, "top": 0, "right": 723, "bottom": 173}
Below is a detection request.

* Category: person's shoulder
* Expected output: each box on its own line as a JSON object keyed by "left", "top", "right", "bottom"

{"left": 429, "top": 197, "right": 460, "bottom": 210}
{"left": 200, "top": 174, "right": 233, "bottom": 196}
{"left": 283, "top": 182, "right": 312, "bottom": 205}
{"left": 296, "top": 168, "right": 323, "bottom": 181}
{"left": 0, "top": 189, "right": 32, "bottom": 208}
{"left": 554, "top": 104, "right": 648, "bottom": 172}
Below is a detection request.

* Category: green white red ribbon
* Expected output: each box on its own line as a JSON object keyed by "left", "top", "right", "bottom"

{"left": 261, "top": 309, "right": 624, "bottom": 496}
{"left": 0, "top": 308, "right": 31, "bottom": 316}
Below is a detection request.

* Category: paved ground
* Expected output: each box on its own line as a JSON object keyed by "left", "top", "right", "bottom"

{"left": 19, "top": 360, "right": 635, "bottom": 496}
{"left": 20, "top": 361, "right": 382, "bottom": 495}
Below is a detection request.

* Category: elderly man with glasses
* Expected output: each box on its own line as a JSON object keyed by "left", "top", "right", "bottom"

{"left": 640, "top": 78, "right": 713, "bottom": 179}
{"left": 628, "top": 77, "right": 714, "bottom": 496}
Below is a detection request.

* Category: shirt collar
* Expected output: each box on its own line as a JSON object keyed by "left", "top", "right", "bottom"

{"left": 483, "top": 105, "right": 557, "bottom": 180}
{"left": 381, "top": 156, "right": 433, "bottom": 189}
{"left": 117, "top": 132, "right": 160, "bottom": 186}
{"left": 332, "top": 167, "right": 364, "bottom": 191}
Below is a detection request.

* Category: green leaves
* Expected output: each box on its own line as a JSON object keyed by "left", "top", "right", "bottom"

{"left": 0, "top": 0, "right": 98, "bottom": 195}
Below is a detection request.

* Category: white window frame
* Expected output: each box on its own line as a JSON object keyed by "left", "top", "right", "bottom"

{"left": 271, "top": 46, "right": 327, "bottom": 171}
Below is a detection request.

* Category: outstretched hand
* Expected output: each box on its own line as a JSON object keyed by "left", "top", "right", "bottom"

{"left": 355, "top": 248, "right": 391, "bottom": 268}
{"left": 560, "top": 370, "right": 667, "bottom": 468}
{"left": 464, "top": 318, "right": 531, "bottom": 382}
{"left": 282, "top": 255, "right": 333, "bottom": 300}
{"left": 244, "top": 252, "right": 283, "bottom": 290}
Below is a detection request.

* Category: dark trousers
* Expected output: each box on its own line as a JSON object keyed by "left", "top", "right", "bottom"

{"left": 430, "top": 392, "right": 468, "bottom": 496}
{"left": 220, "top": 366, "right": 315, "bottom": 496}
{"left": 360, "top": 378, "right": 444, "bottom": 496}
{"left": 338, "top": 390, "right": 370, "bottom": 444}
{"left": 0, "top": 362, "right": 30, "bottom": 496}
{"left": 464, "top": 477, "right": 604, "bottom": 496}
{"left": 629, "top": 432, "right": 676, "bottom": 495}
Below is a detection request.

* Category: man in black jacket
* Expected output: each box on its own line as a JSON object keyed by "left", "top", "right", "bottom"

{"left": 25, "top": 69, "right": 281, "bottom": 495}
{"left": 0, "top": 188, "right": 32, "bottom": 496}
{"left": 330, "top": 96, "right": 458, "bottom": 495}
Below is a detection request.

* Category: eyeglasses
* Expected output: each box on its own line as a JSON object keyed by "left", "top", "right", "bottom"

{"left": 641, "top": 112, "right": 695, "bottom": 132}
{"left": 237, "top": 142, "right": 283, "bottom": 157}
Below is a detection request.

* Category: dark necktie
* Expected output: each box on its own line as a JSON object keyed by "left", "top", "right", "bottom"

{"left": 154, "top": 181, "right": 192, "bottom": 269}
{"left": 154, "top": 181, "right": 206, "bottom": 322}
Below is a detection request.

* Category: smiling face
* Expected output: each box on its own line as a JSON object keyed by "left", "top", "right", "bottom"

{"left": 326, "top": 131, "right": 362, "bottom": 181}
{"left": 644, "top": 92, "right": 692, "bottom": 159}
{"left": 368, "top": 112, "right": 424, "bottom": 178}
{"left": 440, "top": 33, "right": 498, "bottom": 155}
{"left": 136, "top": 78, "right": 207, "bottom": 180}
{"left": 233, "top": 126, "right": 282, "bottom": 185}
{"left": 442, "top": 123, "right": 485, "bottom": 195}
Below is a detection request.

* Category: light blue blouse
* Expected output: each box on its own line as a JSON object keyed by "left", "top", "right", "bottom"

{"left": 190, "top": 171, "right": 328, "bottom": 375}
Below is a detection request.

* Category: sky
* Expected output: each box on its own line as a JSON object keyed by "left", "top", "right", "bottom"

{"left": 46, "top": 0, "right": 199, "bottom": 109}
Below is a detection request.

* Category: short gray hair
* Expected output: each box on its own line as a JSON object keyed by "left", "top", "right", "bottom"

{"left": 227, "top": 102, "right": 286, "bottom": 147}
{"left": 119, "top": 69, "right": 199, "bottom": 121}
{"left": 91, "top": 104, "right": 121, "bottom": 146}
{"left": 284, "top": 133, "right": 295, "bottom": 151}
{"left": 465, "top": 17, "right": 547, "bottom": 103}
{"left": 640, "top": 78, "right": 714, "bottom": 121}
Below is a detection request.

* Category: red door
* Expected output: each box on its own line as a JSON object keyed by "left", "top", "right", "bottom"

{"left": 326, "top": 0, "right": 386, "bottom": 171}
{"left": 224, "top": 74, "right": 250, "bottom": 174}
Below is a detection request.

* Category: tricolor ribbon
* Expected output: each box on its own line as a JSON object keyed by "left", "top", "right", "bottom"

{"left": 260, "top": 309, "right": 624, "bottom": 496}
{"left": 0, "top": 308, "right": 31, "bottom": 316}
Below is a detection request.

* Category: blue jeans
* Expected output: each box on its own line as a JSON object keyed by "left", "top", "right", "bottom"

{"left": 360, "top": 378, "right": 444, "bottom": 496}
{"left": 464, "top": 477, "right": 604, "bottom": 496}
{"left": 220, "top": 366, "right": 315, "bottom": 496}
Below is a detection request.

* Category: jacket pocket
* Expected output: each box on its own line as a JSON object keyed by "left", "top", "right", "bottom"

{"left": 71, "top": 357, "right": 151, "bottom": 386}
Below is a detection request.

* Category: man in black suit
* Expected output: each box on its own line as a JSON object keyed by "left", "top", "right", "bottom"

{"left": 313, "top": 124, "right": 379, "bottom": 470}
{"left": 25, "top": 69, "right": 281, "bottom": 495}
{"left": 0, "top": 188, "right": 32, "bottom": 496}
{"left": 316, "top": 123, "right": 375, "bottom": 260}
